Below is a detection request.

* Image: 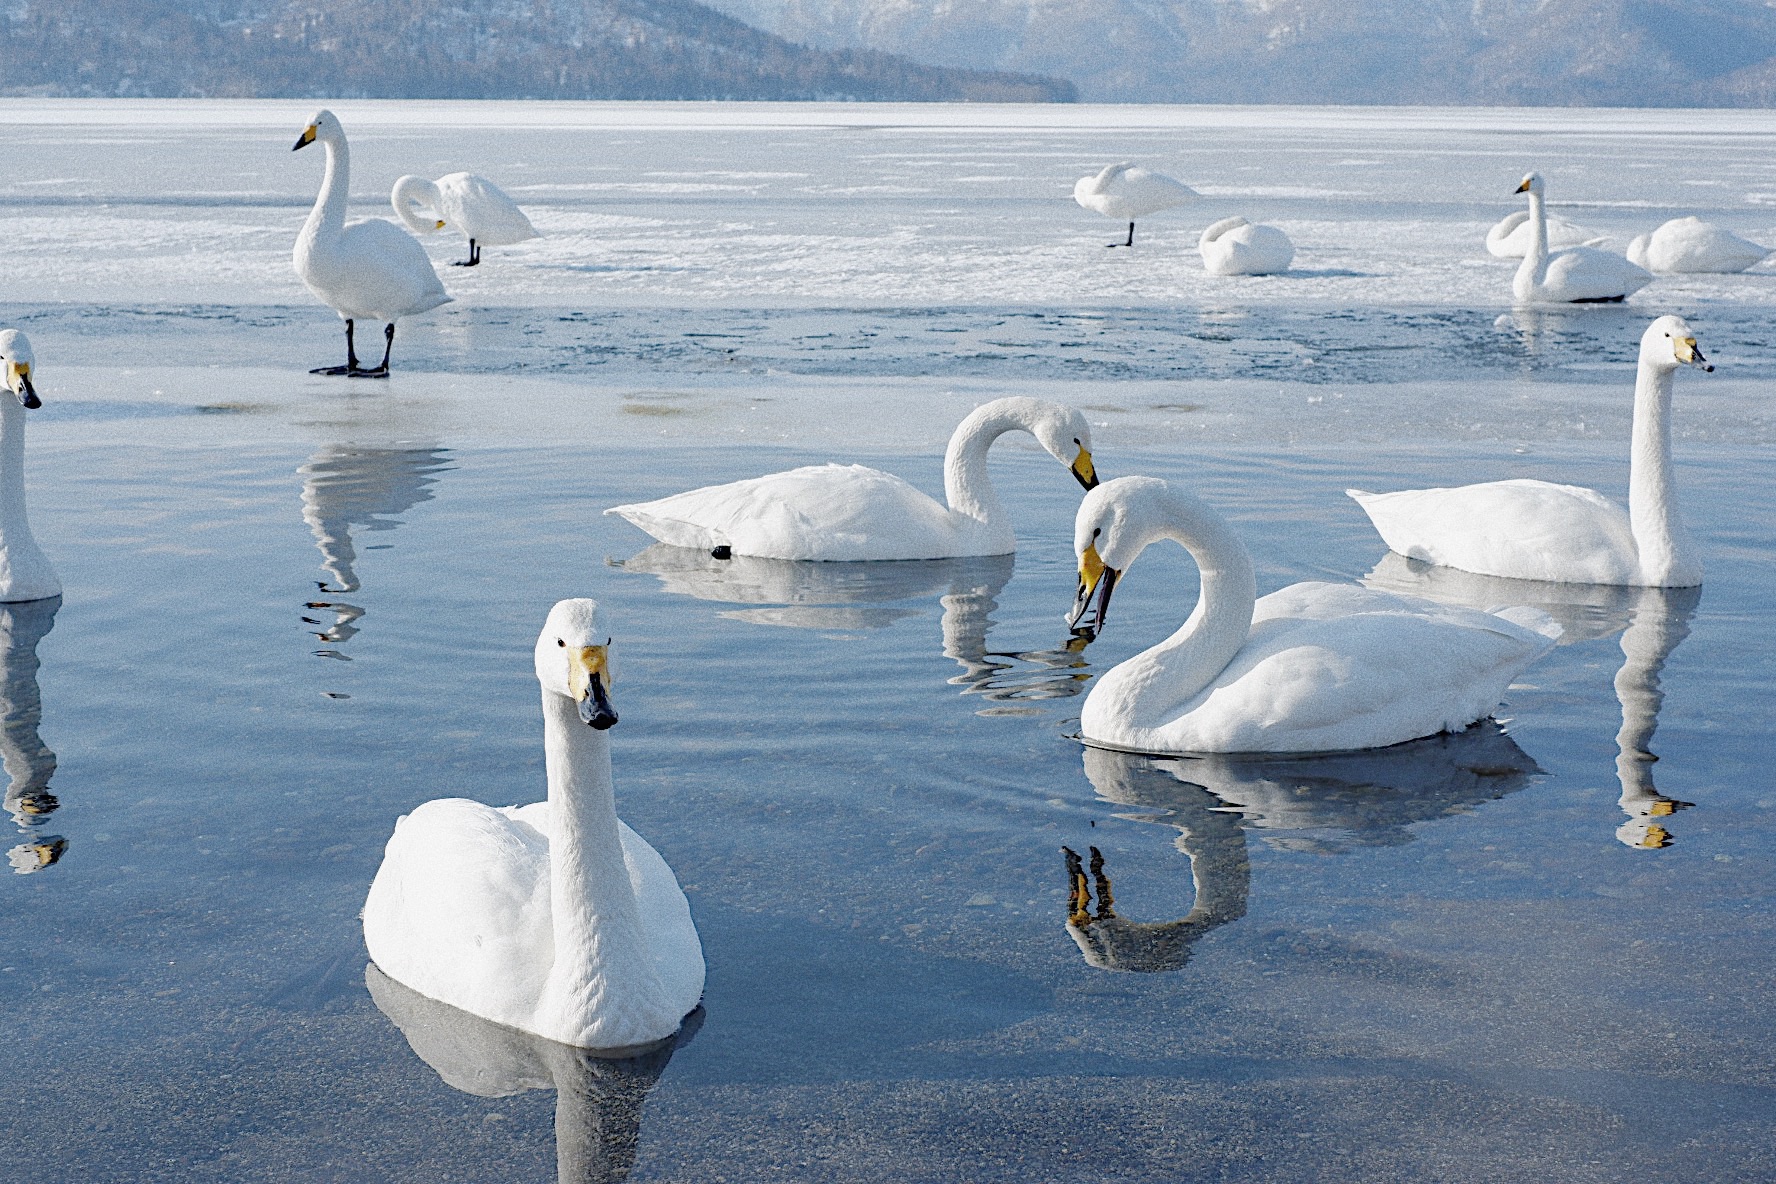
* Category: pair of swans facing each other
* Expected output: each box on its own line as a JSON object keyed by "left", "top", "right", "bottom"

{"left": 1510, "top": 173, "right": 1651, "bottom": 305}
{"left": 293, "top": 110, "right": 452, "bottom": 378}
{"left": 607, "top": 397, "right": 1099, "bottom": 563}
{"left": 391, "top": 172, "right": 540, "bottom": 268}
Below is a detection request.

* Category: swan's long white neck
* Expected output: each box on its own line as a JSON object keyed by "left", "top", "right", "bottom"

{"left": 535, "top": 691, "right": 664, "bottom": 1046}
{"left": 1626, "top": 360, "right": 1699, "bottom": 586}
{"left": 303, "top": 132, "right": 350, "bottom": 246}
{"left": 942, "top": 402, "right": 1035, "bottom": 547}
{"left": 0, "top": 401, "right": 34, "bottom": 552}
{"left": 1093, "top": 487, "right": 1258, "bottom": 731}
{"left": 1514, "top": 189, "right": 1550, "bottom": 292}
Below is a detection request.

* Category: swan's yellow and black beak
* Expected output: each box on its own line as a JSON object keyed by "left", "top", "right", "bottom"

{"left": 568, "top": 644, "right": 618, "bottom": 730}
{"left": 1514, "top": 177, "right": 1532, "bottom": 193}
{"left": 1067, "top": 543, "right": 1118, "bottom": 638}
{"left": 434, "top": 219, "right": 447, "bottom": 230}
{"left": 293, "top": 124, "right": 317, "bottom": 152}
{"left": 1071, "top": 447, "right": 1099, "bottom": 491}
{"left": 6, "top": 362, "right": 37, "bottom": 409}
{"left": 1675, "top": 336, "right": 1713, "bottom": 372}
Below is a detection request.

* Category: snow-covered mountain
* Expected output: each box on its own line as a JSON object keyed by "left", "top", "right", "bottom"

{"left": 693, "top": 0, "right": 1776, "bottom": 103}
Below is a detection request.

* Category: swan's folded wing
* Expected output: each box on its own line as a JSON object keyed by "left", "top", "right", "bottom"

{"left": 619, "top": 821, "right": 706, "bottom": 1019}
{"left": 1543, "top": 245, "right": 1651, "bottom": 300}
{"left": 364, "top": 798, "right": 552, "bottom": 1023}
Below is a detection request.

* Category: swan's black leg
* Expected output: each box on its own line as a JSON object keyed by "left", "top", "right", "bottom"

{"left": 349, "top": 322, "right": 394, "bottom": 379}
{"left": 453, "top": 239, "right": 481, "bottom": 267}
{"left": 311, "top": 318, "right": 358, "bottom": 375}
{"left": 1106, "top": 221, "right": 1135, "bottom": 249}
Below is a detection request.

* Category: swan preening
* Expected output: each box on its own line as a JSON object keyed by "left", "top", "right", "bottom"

{"left": 0, "top": 331, "right": 60, "bottom": 605}
{"left": 1485, "top": 209, "right": 1605, "bottom": 258}
{"left": 392, "top": 172, "right": 540, "bottom": 267}
{"left": 606, "top": 397, "right": 1098, "bottom": 562}
{"left": 1627, "top": 217, "right": 1770, "bottom": 274}
{"left": 293, "top": 110, "right": 452, "bottom": 377}
{"left": 363, "top": 599, "right": 704, "bottom": 1050}
{"left": 1351, "top": 316, "right": 1712, "bottom": 587}
{"left": 1510, "top": 173, "right": 1651, "bottom": 304}
{"left": 1197, "top": 216, "right": 1294, "bottom": 276}
{"left": 1066, "top": 476, "right": 1560, "bottom": 754}
{"left": 1074, "top": 163, "right": 1198, "bottom": 248}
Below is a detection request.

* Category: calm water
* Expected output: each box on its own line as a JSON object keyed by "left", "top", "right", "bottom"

{"left": 1, "top": 422, "right": 1770, "bottom": 1182}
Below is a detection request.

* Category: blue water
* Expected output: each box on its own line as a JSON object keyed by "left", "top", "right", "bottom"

{"left": 1, "top": 422, "right": 1770, "bottom": 1181}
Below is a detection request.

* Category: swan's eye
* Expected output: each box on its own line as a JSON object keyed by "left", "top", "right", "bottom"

{"left": 1092, "top": 527, "right": 1101, "bottom": 538}
{"left": 557, "top": 639, "right": 565, "bottom": 647}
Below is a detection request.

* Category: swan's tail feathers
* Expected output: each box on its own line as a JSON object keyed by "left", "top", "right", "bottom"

{"left": 604, "top": 504, "right": 720, "bottom": 552}
{"left": 1345, "top": 488, "right": 1376, "bottom": 506}
{"left": 1492, "top": 605, "right": 1564, "bottom": 646}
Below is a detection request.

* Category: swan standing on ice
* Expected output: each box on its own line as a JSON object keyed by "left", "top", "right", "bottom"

{"left": 1065, "top": 476, "right": 1560, "bottom": 754}
{"left": 1074, "top": 163, "right": 1198, "bottom": 248}
{"left": 1485, "top": 209, "right": 1605, "bottom": 258}
{"left": 1627, "top": 217, "right": 1769, "bottom": 274}
{"left": 1510, "top": 173, "right": 1651, "bottom": 304}
{"left": 1349, "top": 316, "right": 1712, "bottom": 587}
{"left": 0, "top": 332, "right": 59, "bottom": 604}
{"left": 606, "top": 397, "right": 1099, "bottom": 562}
{"left": 1197, "top": 216, "right": 1294, "bottom": 276}
{"left": 391, "top": 173, "right": 540, "bottom": 267}
{"left": 363, "top": 599, "right": 704, "bottom": 1049}
{"left": 292, "top": 110, "right": 451, "bottom": 378}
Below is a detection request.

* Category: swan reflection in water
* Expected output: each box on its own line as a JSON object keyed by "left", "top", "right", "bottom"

{"left": 297, "top": 444, "right": 452, "bottom": 660}
{"left": 614, "top": 545, "right": 1090, "bottom": 707}
{"left": 1364, "top": 553, "right": 1701, "bottom": 848}
{"left": 1, "top": 597, "right": 62, "bottom": 874}
{"left": 367, "top": 963, "right": 697, "bottom": 1183}
{"left": 1066, "top": 725, "right": 1542, "bottom": 972}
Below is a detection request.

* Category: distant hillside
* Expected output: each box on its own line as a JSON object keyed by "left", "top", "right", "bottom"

{"left": 692, "top": 0, "right": 1776, "bottom": 105}
{"left": 0, "top": 0, "right": 1076, "bottom": 102}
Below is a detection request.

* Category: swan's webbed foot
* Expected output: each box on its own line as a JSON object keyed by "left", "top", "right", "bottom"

{"left": 451, "top": 239, "right": 482, "bottom": 267}
{"left": 346, "top": 366, "right": 390, "bottom": 379}
{"left": 346, "top": 323, "right": 396, "bottom": 377}
{"left": 309, "top": 365, "right": 353, "bottom": 376}
{"left": 1105, "top": 222, "right": 1135, "bottom": 248}
{"left": 1572, "top": 295, "right": 1627, "bottom": 303}
{"left": 312, "top": 318, "right": 366, "bottom": 375}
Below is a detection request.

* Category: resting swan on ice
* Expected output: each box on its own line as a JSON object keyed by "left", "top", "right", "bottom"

{"left": 1349, "top": 316, "right": 1712, "bottom": 587}
{"left": 607, "top": 397, "right": 1099, "bottom": 562}
{"left": 292, "top": 110, "right": 451, "bottom": 377}
{"left": 1074, "top": 163, "right": 1198, "bottom": 248}
{"left": 1627, "top": 217, "right": 1769, "bottom": 274}
{"left": 1485, "top": 209, "right": 1605, "bottom": 258}
{"left": 391, "top": 172, "right": 540, "bottom": 267}
{"left": 1197, "top": 216, "right": 1294, "bottom": 275}
{"left": 1510, "top": 173, "right": 1651, "bottom": 304}
{"left": 363, "top": 599, "right": 704, "bottom": 1049}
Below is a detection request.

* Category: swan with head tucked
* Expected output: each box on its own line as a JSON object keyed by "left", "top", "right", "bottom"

{"left": 606, "top": 397, "right": 1098, "bottom": 562}
{"left": 1485, "top": 209, "right": 1605, "bottom": 258}
{"left": 362, "top": 599, "right": 704, "bottom": 1050}
{"left": 292, "top": 110, "right": 452, "bottom": 377}
{"left": 1073, "top": 163, "right": 1198, "bottom": 248}
{"left": 0, "top": 332, "right": 59, "bottom": 605}
{"left": 1349, "top": 316, "right": 1712, "bottom": 588}
{"left": 391, "top": 172, "right": 540, "bottom": 267}
{"left": 1066, "top": 476, "right": 1561, "bottom": 754}
{"left": 1510, "top": 173, "right": 1651, "bottom": 304}
{"left": 1197, "top": 216, "right": 1294, "bottom": 276}
{"left": 1627, "top": 217, "right": 1769, "bottom": 274}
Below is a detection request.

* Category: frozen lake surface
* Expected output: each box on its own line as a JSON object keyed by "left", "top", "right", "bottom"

{"left": 1, "top": 101, "right": 1773, "bottom": 1182}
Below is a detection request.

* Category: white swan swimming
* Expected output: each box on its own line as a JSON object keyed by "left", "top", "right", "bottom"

{"left": 1073, "top": 163, "right": 1198, "bottom": 248}
{"left": 1197, "top": 216, "right": 1294, "bottom": 276}
{"left": 606, "top": 397, "right": 1099, "bottom": 562}
{"left": 363, "top": 599, "right": 704, "bottom": 1050}
{"left": 293, "top": 110, "right": 452, "bottom": 377}
{"left": 1511, "top": 173, "right": 1651, "bottom": 304}
{"left": 1349, "top": 316, "right": 1713, "bottom": 587}
{"left": 1485, "top": 209, "right": 1605, "bottom": 258}
{"left": 1627, "top": 216, "right": 1770, "bottom": 274}
{"left": 1066, "top": 476, "right": 1560, "bottom": 754}
{"left": 391, "top": 172, "right": 540, "bottom": 267}
{"left": 0, "top": 332, "right": 59, "bottom": 605}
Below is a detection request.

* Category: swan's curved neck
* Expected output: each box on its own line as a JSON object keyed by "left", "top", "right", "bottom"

{"left": 1099, "top": 489, "right": 1258, "bottom": 730}
{"left": 1514, "top": 190, "right": 1550, "bottom": 293}
{"left": 537, "top": 692, "right": 660, "bottom": 1038}
{"left": 1627, "top": 362, "right": 1696, "bottom": 585}
{"left": 306, "top": 134, "right": 350, "bottom": 239}
{"left": 942, "top": 403, "right": 1031, "bottom": 539}
{"left": 0, "top": 402, "right": 33, "bottom": 550}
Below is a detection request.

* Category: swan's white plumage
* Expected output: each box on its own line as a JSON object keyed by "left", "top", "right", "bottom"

{"left": 0, "top": 330, "right": 59, "bottom": 604}
{"left": 606, "top": 397, "right": 1097, "bottom": 561}
{"left": 363, "top": 599, "right": 703, "bottom": 1049}
{"left": 1197, "top": 216, "right": 1294, "bottom": 276}
{"left": 1073, "top": 163, "right": 1197, "bottom": 222}
{"left": 1626, "top": 217, "right": 1768, "bottom": 274}
{"left": 1073, "top": 477, "right": 1559, "bottom": 755}
{"left": 1485, "top": 209, "right": 1605, "bottom": 258}
{"left": 392, "top": 173, "right": 540, "bottom": 248}
{"left": 1349, "top": 316, "right": 1710, "bottom": 588}
{"left": 293, "top": 111, "right": 451, "bottom": 326}
{"left": 1510, "top": 173, "right": 1650, "bottom": 304}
